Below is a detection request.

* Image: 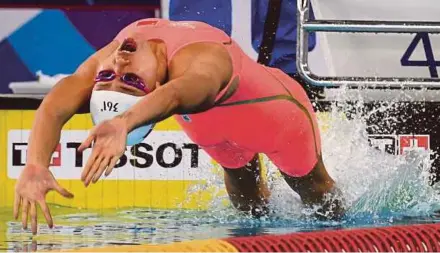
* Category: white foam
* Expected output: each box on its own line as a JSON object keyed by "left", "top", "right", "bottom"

{"left": 188, "top": 86, "right": 440, "bottom": 220}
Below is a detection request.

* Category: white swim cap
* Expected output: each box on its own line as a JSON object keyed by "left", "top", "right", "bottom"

{"left": 89, "top": 90, "right": 155, "bottom": 146}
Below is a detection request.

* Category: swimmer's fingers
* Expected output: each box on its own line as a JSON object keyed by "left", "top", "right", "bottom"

{"left": 81, "top": 145, "right": 100, "bottom": 182}
{"left": 92, "top": 156, "right": 110, "bottom": 184}
{"left": 14, "top": 192, "right": 21, "bottom": 220}
{"left": 79, "top": 132, "right": 96, "bottom": 183}
{"left": 37, "top": 199, "right": 53, "bottom": 229}
{"left": 104, "top": 156, "right": 119, "bottom": 177}
{"left": 78, "top": 133, "right": 95, "bottom": 152}
{"left": 84, "top": 156, "right": 104, "bottom": 186}
{"left": 30, "top": 201, "right": 38, "bottom": 235}
{"left": 21, "top": 199, "right": 29, "bottom": 230}
{"left": 31, "top": 240, "right": 37, "bottom": 252}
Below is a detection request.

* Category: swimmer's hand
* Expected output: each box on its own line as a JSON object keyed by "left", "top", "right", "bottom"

{"left": 78, "top": 117, "right": 127, "bottom": 186}
{"left": 14, "top": 164, "right": 74, "bottom": 235}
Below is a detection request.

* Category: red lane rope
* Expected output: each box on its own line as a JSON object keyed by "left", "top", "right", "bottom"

{"left": 225, "top": 223, "right": 440, "bottom": 252}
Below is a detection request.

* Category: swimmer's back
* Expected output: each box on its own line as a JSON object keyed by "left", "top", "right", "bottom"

{"left": 115, "top": 18, "right": 309, "bottom": 105}
{"left": 114, "top": 19, "right": 318, "bottom": 161}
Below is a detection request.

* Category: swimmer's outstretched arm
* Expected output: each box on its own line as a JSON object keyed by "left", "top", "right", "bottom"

{"left": 121, "top": 42, "right": 232, "bottom": 132}
{"left": 27, "top": 41, "right": 118, "bottom": 169}
{"left": 14, "top": 41, "right": 119, "bottom": 234}
{"left": 78, "top": 42, "right": 233, "bottom": 183}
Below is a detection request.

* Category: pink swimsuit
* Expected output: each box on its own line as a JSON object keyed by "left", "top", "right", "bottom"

{"left": 115, "top": 18, "right": 322, "bottom": 177}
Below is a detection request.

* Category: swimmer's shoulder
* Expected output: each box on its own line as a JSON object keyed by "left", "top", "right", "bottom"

{"left": 168, "top": 42, "right": 233, "bottom": 85}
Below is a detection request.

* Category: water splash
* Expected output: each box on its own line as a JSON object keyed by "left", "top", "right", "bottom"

{"left": 185, "top": 86, "right": 440, "bottom": 223}
{"left": 321, "top": 87, "right": 440, "bottom": 219}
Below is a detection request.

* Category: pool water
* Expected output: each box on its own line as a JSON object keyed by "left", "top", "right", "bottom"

{"left": 3, "top": 91, "right": 440, "bottom": 252}
{"left": 1, "top": 205, "right": 440, "bottom": 252}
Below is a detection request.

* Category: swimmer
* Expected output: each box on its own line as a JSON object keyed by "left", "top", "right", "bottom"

{"left": 13, "top": 18, "right": 344, "bottom": 234}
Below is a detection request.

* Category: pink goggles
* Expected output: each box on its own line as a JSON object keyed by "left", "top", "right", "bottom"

{"left": 94, "top": 70, "right": 148, "bottom": 93}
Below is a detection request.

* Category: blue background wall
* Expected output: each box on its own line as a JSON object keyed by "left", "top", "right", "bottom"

{"left": 0, "top": 7, "right": 157, "bottom": 94}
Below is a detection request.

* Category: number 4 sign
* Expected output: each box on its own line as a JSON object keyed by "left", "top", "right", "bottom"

{"left": 401, "top": 32, "right": 440, "bottom": 78}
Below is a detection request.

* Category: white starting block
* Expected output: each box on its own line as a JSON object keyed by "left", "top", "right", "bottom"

{"left": 8, "top": 71, "right": 68, "bottom": 94}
